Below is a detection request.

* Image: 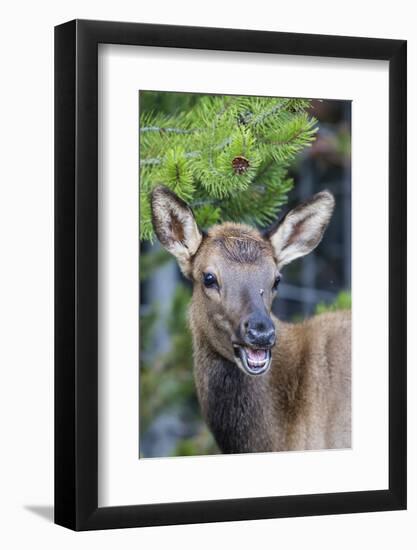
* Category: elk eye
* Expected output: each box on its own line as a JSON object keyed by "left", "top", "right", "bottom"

{"left": 272, "top": 274, "right": 281, "bottom": 291}
{"left": 203, "top": 272, "right": 218, "bottom": 288}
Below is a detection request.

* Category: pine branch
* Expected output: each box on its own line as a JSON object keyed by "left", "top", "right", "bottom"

{"left": 139, "top": 93, "right": 318, "bottom": 240}
{"left": 141, "top": 126, "right": 197, "bottom": 135}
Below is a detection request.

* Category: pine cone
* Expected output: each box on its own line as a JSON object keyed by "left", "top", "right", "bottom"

{"left": 232, "top": 156, "right": 250, "bottom": 175}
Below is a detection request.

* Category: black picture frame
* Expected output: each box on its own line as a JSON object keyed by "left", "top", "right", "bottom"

{"left": 55, "top": 19, "right": 407, "bottom": 531}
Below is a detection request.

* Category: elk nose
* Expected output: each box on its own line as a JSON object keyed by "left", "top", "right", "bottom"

{"left": 242, "top": 314, "right": 276, "bottom": 347}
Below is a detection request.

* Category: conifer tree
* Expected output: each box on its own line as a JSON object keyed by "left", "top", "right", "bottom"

{"left": 139, "top": 94, "right": 318, "bottom": 241}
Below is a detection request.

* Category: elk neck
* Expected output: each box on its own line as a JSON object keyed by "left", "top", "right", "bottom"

{"left": 190, "top": 302, "right": 306, "bottom": 453}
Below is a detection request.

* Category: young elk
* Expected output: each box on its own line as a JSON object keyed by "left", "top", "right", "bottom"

{"left": 151, "top": 186, "right": 351, "bottom": 453}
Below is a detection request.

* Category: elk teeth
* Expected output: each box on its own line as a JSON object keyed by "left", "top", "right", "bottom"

{"left": 234, "top": 346, "right": 271, "bottom": 376}
{"left": 247, "top": 359, "right": 267, "bottom": 366}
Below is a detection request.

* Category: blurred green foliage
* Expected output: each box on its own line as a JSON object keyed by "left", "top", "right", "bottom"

{"left": 315, "top": 290, "right": 352, "bottom": 315}
{"left": 139, "top": 248, "right": 172, "bottom": 282}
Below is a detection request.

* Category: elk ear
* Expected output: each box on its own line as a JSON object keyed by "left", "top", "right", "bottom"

{"left": 267, "top": 191, "right": 335, "bottom": 269}
{"left": 150, "top": 186, "right": 202, "bottom": 277}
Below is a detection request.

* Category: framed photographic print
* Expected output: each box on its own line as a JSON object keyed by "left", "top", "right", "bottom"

{"left": 55, "top": 19, "right": 407, "bottom": 530}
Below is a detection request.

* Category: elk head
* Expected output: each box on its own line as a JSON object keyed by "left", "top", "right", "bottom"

{"left": 150, "top": 186, "right": 334, "bottom": 376}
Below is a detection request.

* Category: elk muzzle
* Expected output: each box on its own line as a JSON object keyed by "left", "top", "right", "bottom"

{"left": 233, "top": 312, "right": 276, "bottom": 376}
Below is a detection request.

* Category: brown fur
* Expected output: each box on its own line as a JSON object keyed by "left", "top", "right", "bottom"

{"left": 190, "top": 308, "right": 351, "bottom": 452}
{"left": 151, "top": 186, "right": 351, "bottom": 453}
{"left": 205, "top": 223, "right": 274, "bottom": 265}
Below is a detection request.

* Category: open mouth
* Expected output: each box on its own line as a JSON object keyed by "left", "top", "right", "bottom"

{"left": 233, "top": 346, "right": 272, "bottom": 376}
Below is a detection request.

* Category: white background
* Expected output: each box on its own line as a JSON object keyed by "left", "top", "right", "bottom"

{"left": 99, "top": 46, "right": 389, "bottom": 506}
{"left": 0, "top": 1, "right": 415, "bottom": 548}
